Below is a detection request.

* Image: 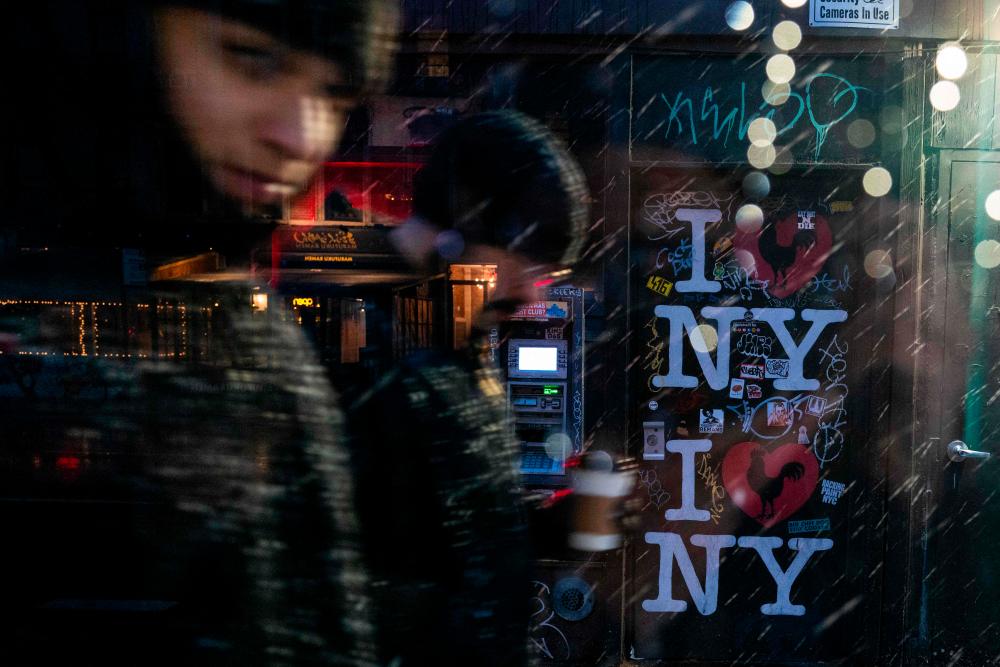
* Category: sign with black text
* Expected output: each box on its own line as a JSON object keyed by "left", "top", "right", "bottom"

{"left": 809, "top": 0, "right": 899, "bottom": 29}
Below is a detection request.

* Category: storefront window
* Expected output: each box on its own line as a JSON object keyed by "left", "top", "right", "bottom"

{"left": 448, "top": 264, "right": 497, "bottom": 349}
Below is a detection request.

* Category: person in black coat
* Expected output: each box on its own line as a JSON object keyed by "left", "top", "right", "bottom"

{"left": 347, "top": 111, "right": 591, "bottom": 667}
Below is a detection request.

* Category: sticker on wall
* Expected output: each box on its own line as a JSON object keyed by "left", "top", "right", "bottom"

{"left": 731, "top": 311, "right": 760, "bottom": 335}
{"left": 765, "top": 358, "right": 791, "bottom": 379}
{"left": 747, "top": 384, "right": 763, "bottom": 400}
{"left": 788, "top": 517, "right": 831, "bottom": 534}
{"left": 699, "top": 409, "right": 724, "bottom": 434}
{"left": 735, "top": 210, "right": 833, "bottom": 298}
{"left": 646, "top": 275, "right": 674, "bottom": 297}
{"left": 712, "top": 236, "right": 734, "bottom": 260}
{"left": 805, "top": 395, "right": 828, "bottom": 417}
{"left": 766, "top": 400, "right": 791, "bottom": 427}
{"left": 552, "top": 576, "right": 595, "bottom": 621}
{"left": 821, "top": 479, "right": 846, "bottom": 505}
{"left": 648, "top": 400, "right": 659, "bottom": 411}
{"left": 796, "top": 210, "right": 816, "bottom": 230}
{"left": 721, "top": 441, "right": 820, "bottom": 528}
{"left": 739, "top": 363, "right": 765, "bottom": 380}
{"left": 729, "top": 378, "right": 746, "bottom": 399}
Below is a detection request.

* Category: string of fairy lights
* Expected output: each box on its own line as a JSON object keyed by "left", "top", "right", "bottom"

{"left": 0, "top": 296, "right": 311, "bottom": 359}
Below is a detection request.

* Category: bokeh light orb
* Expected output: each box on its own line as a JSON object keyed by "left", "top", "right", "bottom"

{"left": 863, "top": 167, "right": 893, "bottom": 197}
{"left": 747, "top": 117, "right": 778, "bottom": 147}
{"left": 929, "top": 80, "right": 961, "bottom": 111}
{"left": 936, "top": 44, "right": 968, "bottom": 80}
{"left": 768, "top": 148, "right": 794, "bottom": 175}
{"left": 879, "top": 105, "right": 903, "bottom": 135}
{"left": 864, "top": 250, "right": 893, "bottom": 279}
{"left": 975, "top": 240, "right": 1000, "bottom": 269}
{"left": 734, "top": 248, "right": 757, "bottom": 272}
{"left": 748, "top": 144, "right": 777, "bottom": 169}
{"left": 735, "top": 204, "right": 765, "bottom": 233}
{"left": 772, "top": 21, "right": 803, "bottom": 51}
{"left": 725, "top": 1, "right": 755, "bottom": 31}
{"left": 847, "top": 119, "right": 876, "bottom": 149}
{"left": 762, "top": 80, "right": 792, "bottom": 106}
{"left": 766, "top": 54, "right": 796, "bottom": 84}
{"left": 544, "top": 432, "right": 573, "bottom": 462}
{"left": 690, "top": 324, "right": 719, "bottom": 353}
{"left": 781, "top": 0, "right": 807, "bottom": 7}
{"left": 742, "top": 171, "right": 771, "bottom": 200}
{"left": 985, "top": 190, "right": 1000, "bottom": 221}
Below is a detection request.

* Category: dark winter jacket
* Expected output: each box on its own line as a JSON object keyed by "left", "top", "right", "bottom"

{"left": 347, "top": 344, "right": 533, "bottom": 667}
{"left": 0, "top": 281, "right": 376, "bottom": 666}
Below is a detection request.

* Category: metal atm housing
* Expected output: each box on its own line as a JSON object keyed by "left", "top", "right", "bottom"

{"left": 507, "top": 339, "right": 569, "bottom": 476}
{"left": 502, "top": 287, "right": 585, "bottom": 485}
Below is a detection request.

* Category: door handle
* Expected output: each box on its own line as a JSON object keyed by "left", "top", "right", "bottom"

{"left": 947, "top": 440, "right": 992, "bottom": 462}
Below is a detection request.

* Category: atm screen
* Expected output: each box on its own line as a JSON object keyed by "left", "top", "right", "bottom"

{"left": 518, "top": 347, "right": 558, "bottom": 372}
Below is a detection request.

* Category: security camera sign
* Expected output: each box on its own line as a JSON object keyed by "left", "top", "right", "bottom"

{"left": 810, "top": 0, "right": 899, "bottom": 29}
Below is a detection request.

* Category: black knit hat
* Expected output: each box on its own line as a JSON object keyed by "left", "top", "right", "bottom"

{"left": 157, "top": 0, "right": 398, "bottom": 94}
{"left": 412, "top": 111, "right": 590, "bottom": 270}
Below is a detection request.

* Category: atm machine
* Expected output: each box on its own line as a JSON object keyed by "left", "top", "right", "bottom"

{"left": 502, "top": 286, "right": 585, "bottom": 486}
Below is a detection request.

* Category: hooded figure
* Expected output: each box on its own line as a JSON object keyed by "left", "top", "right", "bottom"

{"left": 347, "top": 111, "right": 591, "bottom": 667}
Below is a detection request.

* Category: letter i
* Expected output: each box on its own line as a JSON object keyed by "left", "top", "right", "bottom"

{"left": 674, "top": 209, "right": 722, "bottom": 293}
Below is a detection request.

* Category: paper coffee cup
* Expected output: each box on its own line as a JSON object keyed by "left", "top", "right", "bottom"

{"left": 568, "top": 469, "right": 635, "bottom": 551}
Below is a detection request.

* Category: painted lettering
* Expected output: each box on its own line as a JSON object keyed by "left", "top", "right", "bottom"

{"left": 665, "top": 439, "right": 712, "bottom": 522}
{"left": 642, "top": 532, "right": 737, "bottom": 615}
{"left": 737, "top": 537, "right": 834, "bottom": 616}
{"left": 674, "top": 209, "right": 722, "bottom": 293}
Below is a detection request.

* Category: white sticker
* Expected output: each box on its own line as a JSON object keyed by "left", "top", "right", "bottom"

{"left": 729, "top": 378, "right": 745, "bottom": 399}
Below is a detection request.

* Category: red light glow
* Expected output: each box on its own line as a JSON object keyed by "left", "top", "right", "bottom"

{"left": 55, "top": 456, "right": 82, "bottom": 471}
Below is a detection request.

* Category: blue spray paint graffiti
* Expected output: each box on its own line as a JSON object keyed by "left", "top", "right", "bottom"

{"left": 657, "top": 73, "right": 868, "bottom": 160}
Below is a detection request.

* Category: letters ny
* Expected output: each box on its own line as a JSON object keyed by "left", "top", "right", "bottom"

{"left": 650, "top": 208, "right": 846, "bottom": 391}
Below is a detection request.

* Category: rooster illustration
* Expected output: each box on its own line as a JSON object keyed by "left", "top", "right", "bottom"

{"left": 747, "top": 448, "right": 805, "bottom": 521}
{"left": 758, "top": 222, "right": 816, "bottom": 288}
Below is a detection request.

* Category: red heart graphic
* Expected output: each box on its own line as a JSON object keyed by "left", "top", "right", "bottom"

{"left": 734, "top": 211, "right": 833, "bottom": 298}
{"left": 721, "top": 441, "right": 819, "bottom": 528}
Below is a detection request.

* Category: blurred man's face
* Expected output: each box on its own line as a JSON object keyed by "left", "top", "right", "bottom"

{"left": 156, "top": 8, "right": 354, "bottom": 210}
{"left": 462, "top": 243, "right": 563, "bottom": 323}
